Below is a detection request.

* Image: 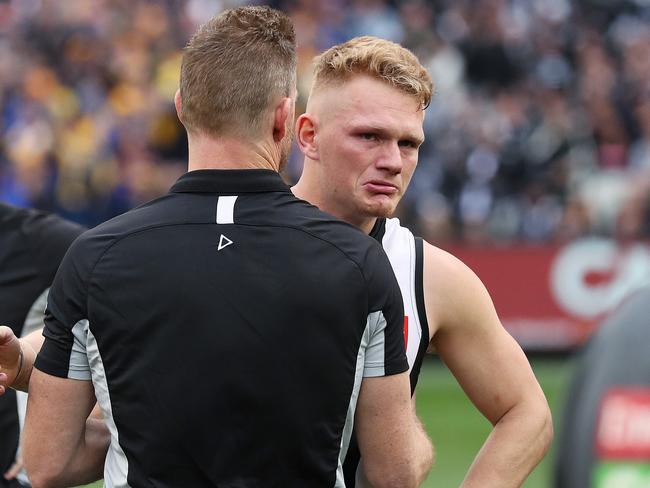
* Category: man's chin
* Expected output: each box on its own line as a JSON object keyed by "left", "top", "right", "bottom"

{"left": 363, "top": 200, "right": 397, "bottom": 219}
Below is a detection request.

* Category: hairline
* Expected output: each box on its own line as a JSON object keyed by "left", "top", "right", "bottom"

{"left": 309, "top": 72, "right": 428, "bottom": 112}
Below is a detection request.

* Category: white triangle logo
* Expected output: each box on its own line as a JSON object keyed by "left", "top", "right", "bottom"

{"left": 218, "top": 234, "right": 233, "bottom": 251}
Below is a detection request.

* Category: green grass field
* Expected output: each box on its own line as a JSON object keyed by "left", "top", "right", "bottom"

{"left": 81, "top": 357, "right": 574, "bottom": 488}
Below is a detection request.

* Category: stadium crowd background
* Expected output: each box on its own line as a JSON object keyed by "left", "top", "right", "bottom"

{"left": 1, "top": 0, "right": 649, "bottom": 244}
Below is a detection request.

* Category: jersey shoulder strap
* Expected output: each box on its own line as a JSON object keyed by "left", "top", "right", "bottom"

{"left": 377, "top": 218, "right": 430, "bottom": 393}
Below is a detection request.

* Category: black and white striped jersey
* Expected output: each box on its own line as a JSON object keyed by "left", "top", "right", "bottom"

{"left": 344, "top": 217, "right": 430, "bottom": 487}
{"left": 369, "top": 217, "right": 430, "bottom": 391}
{"left": 35, "top": 169, "right": 408, "bottom": 488}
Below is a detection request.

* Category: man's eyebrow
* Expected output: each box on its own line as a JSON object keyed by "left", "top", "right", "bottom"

{"left": 347, "top": 121, "right": 384, "bottom": 131}
{"left": 412, "top": 135, "right": 425, "bottom": 146}
{"left": 347, "top": 121, "right": 424, "bottom": 143}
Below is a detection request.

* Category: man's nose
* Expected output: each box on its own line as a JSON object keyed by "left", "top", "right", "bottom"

{"left": 376, "top": 142, "right": 402, "bottom": 174}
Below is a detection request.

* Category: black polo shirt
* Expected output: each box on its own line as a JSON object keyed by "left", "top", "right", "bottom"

{"left": 0, "top": 202, "right": 85, "bottom": 487}
{"left": 35, "top": 169, "right": 408, "bottom": 488}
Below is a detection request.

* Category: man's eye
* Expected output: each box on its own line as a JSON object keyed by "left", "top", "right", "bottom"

{"left": 398, "top": 140, "right": 418, "bottom": 148}
{"left": 360, "top": 133, "right": 377, "bottom": 141}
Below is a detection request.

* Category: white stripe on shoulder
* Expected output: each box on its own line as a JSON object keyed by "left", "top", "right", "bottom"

{"left": 216, "top": 195, "right": 238, "bottom": 224}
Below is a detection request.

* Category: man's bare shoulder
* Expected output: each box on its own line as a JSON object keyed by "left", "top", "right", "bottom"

{"left": 421, "top": 241, "right": 474, "bottom": 282}
{"left": 421, "top": 240, "right": 500, "bottom": 340}
{"left": 421, "top": 240, "right": 489, "bottom": 307}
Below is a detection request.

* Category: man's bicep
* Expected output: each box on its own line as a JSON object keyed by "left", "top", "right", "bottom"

{"left": 441, "top": 321, "right": 542, "bottom": 423}
{"left": 355, "top": 372, "right": 413, "bottom": 467}
{"left": 23, "top": 369, "right": 96, "bottom": 476}
{"left": 25, "top": 369, "right": 96, "bottom": 435}
{"left": 428, "top": 247, "right": 544, "bottom": 423}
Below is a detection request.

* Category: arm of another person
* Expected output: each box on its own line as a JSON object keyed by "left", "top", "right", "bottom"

{"left": 1, "top": 325, "right": 108, "bottom": 485}
{"left": 23, "top": 370, "right": 108, "bottom": 488}
{"left": 0, "top": 326, "right": 44, "bottom": 482}
{"left": 356, "top": 372, "right": 433, "bottom": 488}
{"left": 424, "top": 243, "right": 553, "bottom": 488}
{"left": 0, "top": 326, "right": 42, "bottom": 394}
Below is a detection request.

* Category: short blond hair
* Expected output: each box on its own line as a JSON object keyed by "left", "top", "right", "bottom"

{"left": 312, "top": 36, "right": 433, "bottom": 109}
{"left": 180, "top": 6, "right": 296, "bottom": 137}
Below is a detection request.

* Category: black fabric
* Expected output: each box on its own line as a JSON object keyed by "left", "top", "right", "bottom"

{"left": 0, "top": 202, "right": 85, "bottom": 487}
{"left": 409, "top": 237, "right": 430, "bottom": 394}
{"left": 368, "top": 217, "right": 386, "bottom": 243}
{"left": 342, "top": 434, "right": 361, "bottom": 487}
{"left": 36, "top": 169, "right": 407, "bottom": 488}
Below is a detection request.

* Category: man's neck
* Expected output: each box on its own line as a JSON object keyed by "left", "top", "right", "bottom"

{"left": 292, "top": 178, "right": 378, "bottom": 235}
{"left": 187, "top": 133, "right": 279, "bottom": 172}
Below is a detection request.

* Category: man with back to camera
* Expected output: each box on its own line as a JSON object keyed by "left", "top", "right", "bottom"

{"left": 0, "top": 32, "right": 552, "bottom": 488}
{"left": 290, "top": 36, "right": 553, "bottom": 487}
{"left": 14, "top": 7, "right": 432, "bottom": 488}
{"left": 0, "top": 202, "right": 86, "bottom": 488}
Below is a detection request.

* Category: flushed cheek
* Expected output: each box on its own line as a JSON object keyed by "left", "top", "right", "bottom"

{"left": 403, "top": 159, "right": 418, "bottom": 180}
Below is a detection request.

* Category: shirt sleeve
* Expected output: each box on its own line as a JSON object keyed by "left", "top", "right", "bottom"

{"left": 362, "top": 242, "right": 408, "bottom": 378}
{"left": 34, "top": 235, "right": 93, "bottom": 381}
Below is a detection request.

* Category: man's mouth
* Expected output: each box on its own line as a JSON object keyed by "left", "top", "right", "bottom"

{"left": 363, "top": 181, "right": 399, "bottom": 195}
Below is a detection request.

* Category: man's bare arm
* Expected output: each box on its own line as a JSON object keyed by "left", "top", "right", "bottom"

{"left": 355, "top": 372, "right": 433, "bottom": 488}
{"left": 0, "top": 326, "right": 41, "bottom": 394}
{"left": 23, "top": 369, "right": 109, "bottom": 488}
{"left": 424, "top": 243, "right": 552, "bottom": 488}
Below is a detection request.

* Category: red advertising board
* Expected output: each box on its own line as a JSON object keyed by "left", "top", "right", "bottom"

{"left": 596, "top": 389, "right": 650, "bottom": 460}
{"left": 448, "top": 238, "right": 650, "bottom": 350}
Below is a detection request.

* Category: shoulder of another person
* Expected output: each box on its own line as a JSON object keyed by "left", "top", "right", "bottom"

{"left": 27, "top": 210, "right": 86, "bottom": 257}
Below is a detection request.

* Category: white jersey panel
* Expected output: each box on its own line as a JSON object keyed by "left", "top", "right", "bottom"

{"left": 335, "top": 315, "right": 374, "bottom": 487}
{"left": 87, "top": 327, "right": 131, "bottom": 488}
{"left": 381, "top": 218, "right": 423, "bottom": 371}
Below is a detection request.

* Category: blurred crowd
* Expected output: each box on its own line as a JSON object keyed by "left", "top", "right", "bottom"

{"left": 1, "top": 0, "right": 649, "bottom": 243}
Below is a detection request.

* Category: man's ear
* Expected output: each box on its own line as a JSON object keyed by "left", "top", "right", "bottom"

{"left": 295, "top": 113, "right": 319, "bottom": 161}
{"left": 174, "top": 89, "right": 183, "bottom": 123}
{"left": 273, "top": 97, "right": 293, "bottom": 143}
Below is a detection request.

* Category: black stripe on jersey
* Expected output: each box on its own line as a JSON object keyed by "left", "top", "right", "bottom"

{"left": 343, "top": 436, "right": 360, "bottom": 487}
{"left": 368, "top": 218, "right": 386, "bottom": 242}
{"left": 409, "top": 237, "right": 430, "bottom": 394}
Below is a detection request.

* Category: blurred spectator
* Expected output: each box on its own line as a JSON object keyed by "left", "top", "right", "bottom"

{"left": 1, "top": 0, "right": 649, "bottom": 242}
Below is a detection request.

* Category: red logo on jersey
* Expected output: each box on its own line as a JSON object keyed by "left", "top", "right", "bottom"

{"left": 403, "top": 316, "right": 409, "bottom": 351}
